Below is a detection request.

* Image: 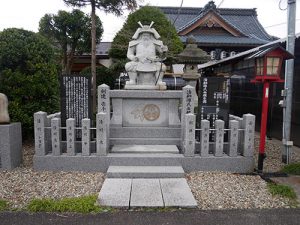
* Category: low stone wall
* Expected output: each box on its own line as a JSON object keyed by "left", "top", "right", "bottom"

{"left": 0, "top": 123, "right": 22, "bottom": 170}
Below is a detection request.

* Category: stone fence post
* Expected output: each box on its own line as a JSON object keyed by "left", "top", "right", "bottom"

{"left": 183, "top": 113, "right": 195, "bottom": 157}
{"left": 51, "top": 118, "right": 61, "bottom": 156}
{"left": 228, "top": 120, "right": 239, "bottom": 157}
{"left": 66, "top": 118, "right": 75, "bottom": 156}
{"left": 82, "top": 118, "right": 91, "bottom": 156}
{"left": 97, "top": 112, "right": 109, "bottom": 156}
{"left": 242, "top": 114, "right": 255, "bottom": 157}
{"left": 181, "top": 85, "right": 195, "bottom": 148}
{"left": 214, "top": 120, "right": 224, "bottom": 157}
{"left": 34, "top": 111, "right": 48, "bottom": 156}
{"left": 200, "top": 119, "right": 210, "bottom": 157}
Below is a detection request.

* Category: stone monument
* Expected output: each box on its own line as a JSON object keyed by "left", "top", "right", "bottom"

{"left": 107, "top": 23, "right": 182, "bottom": 145}
{"left": 0, "top": 93, "right": 22, "bottom": 170}
{"left": 0, "top": 93, "right": 10, "bottom": 124}
{"left": 176, "top": 36, "right": 210, "bottom": 106}
{"left": 125, "top": 21, "right": 168, "bottom": 90}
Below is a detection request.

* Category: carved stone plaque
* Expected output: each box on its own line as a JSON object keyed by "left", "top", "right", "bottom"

{"left": 123, "top": 99, "right": 168, "bottom": 127}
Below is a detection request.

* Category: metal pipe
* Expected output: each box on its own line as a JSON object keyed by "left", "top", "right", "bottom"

{"left": 282, "top": 0, "right": 296, "bottom": 164}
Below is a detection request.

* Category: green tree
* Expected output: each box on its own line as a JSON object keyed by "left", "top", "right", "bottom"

{"left": 0, "top": 28, "right": 59, "bottom": 138}
{"left": 39, "top": 9, "right": 103, "bottom": 74}
{"left": 110, "top": 6, "right": 183, "bottom": 68}
{"left": 63, "top": 0, "right": 138, "bottom": 112}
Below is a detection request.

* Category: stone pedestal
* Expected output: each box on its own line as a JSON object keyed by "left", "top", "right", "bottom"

{"left": 0, "top": 123, "right": 22, "bottom": 169}
{"left": 110, "top": 90, "right": 181, "bottom": 128}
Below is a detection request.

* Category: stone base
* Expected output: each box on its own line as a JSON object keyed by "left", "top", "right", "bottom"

{"left": 0, "top": 123, "right": 22, "bottom": 170}
{"left": 110, "top": 90, "right": 182, "bottom": 127}
{"left": 124, "top": 84, "right": 166, "bottom": 90}
{"left": 33, "top": 154, "right": 255, "bottom": 173}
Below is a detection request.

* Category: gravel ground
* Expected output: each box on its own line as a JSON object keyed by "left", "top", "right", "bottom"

{"left": 188, "top": 134, "right": 300, "bottom": 209}
{"left": 254, "top": 134, "right": 300, "bottom": 172}
{"left": 1, "top": 135, "right": 300, "bottom": 209}
{"left": 187, "top": 172, "right": 291, "bottom": 209}
{"left": 0, "top": 141, "right": 105, "bottom": 209}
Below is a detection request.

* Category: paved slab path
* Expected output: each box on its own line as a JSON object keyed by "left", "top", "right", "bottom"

{"left": 98, "top": 178, "right": 197, "bottom": 208}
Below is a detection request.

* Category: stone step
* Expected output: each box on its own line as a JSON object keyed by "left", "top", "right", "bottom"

{"left": 111, "top": 145, "right": 179, "bottom": 154}
{"left": 109, "top": 137, "right": 181, "bottom": 145}
{"left": 98, "top": 178, "right": 197, "bottom": 208}
{"left": 107, "top": 166, "right": 185, "bottom": 178}
{"left": 110, "top": 127, "right": 181, "bottom": 138}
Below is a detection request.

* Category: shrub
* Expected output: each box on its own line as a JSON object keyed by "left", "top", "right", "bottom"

{"left": 80, "top": 66, "right": 117, "bottom": 89}
{"left": 0, "top": 28, "right": 59, "bottom": 138}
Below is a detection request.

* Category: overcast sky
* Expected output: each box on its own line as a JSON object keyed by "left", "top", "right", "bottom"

{"left": 0, "top": 0, "right": 299, "bottom": 41}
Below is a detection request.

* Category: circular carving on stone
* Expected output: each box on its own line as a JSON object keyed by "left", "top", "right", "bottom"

{"left": 143, "top": 104, "right": 160, "bottom": 121}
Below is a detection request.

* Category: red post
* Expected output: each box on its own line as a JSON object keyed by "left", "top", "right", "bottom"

{"left": 258, "top": 81, "right": 270, "bottom": 172}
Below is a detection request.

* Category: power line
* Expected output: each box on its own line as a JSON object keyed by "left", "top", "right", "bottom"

{"left": 264, "top": 19, "right": 300, "bottom": 28}
{"left": 217, "top": 0, "right": 225, "bottom": 8}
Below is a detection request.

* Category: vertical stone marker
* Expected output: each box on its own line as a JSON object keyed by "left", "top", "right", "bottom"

{"left": 214, "top": 120, "right": 224, "bottom": 157}
{"left": 60, "top": 75, "right": 92, "bottom": 139}
{"left": 184, "top": 113, "right": 195, "bottom": 157}
{"left": 51, "top": 118, "right": 61, "bottom": 156}
{"left": 82, "top": 118, "right": 91, "bottom": 156}
{"left": 98, "top": 84, "right": 110, "bottom": 115}
{"left": 228, "top": 120, "right": 239, "bottom": 157}
{"left": 34, "top": 111, "right": 47, "bottom": 156}
{"left": 66, "top": 118, "right": 75, "bottom": 156}
{"left": 97, "top": 112, "right": 108, "bottom": 155}
{"left": 181, "top": 85, "right": 195, "bottom": 148}
{"left": 0, "top": 93, "right": 10, "bottom": 124}
{"left": 200, "top": 119, "right": 210, "bottom": 157}
{"left": 242, "top": 114, "right": 255, "bottom": 157}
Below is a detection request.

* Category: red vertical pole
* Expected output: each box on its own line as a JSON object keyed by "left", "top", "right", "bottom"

{"left": 258, "top": 81, "right": 270, "bottom": 172}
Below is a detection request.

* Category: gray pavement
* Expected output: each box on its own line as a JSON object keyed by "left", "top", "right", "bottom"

{"left": 98, "top": 178, "right": 197, "bottom": 208}
{"left": 1, "top": 208, "right": 300, "bottom": 225}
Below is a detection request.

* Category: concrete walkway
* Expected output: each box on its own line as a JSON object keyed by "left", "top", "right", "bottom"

{"left": 98, "top": 178, "right": 197, "bottom": 208}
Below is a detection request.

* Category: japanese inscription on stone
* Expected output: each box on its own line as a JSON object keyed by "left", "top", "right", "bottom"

{"left": 60, "top": 75, "right": 91, "bottom": 138}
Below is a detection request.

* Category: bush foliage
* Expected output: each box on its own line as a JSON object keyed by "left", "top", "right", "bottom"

{"left": 109, "top": 6, "right": 183, "bottom": 74}
{"left": 80, "top": 66, "right": 117, "bottom": 89}
{"left": 0, "top": 28, "right": 59, "bottom": 137}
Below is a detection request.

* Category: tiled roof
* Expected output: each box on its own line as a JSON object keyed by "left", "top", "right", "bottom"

{"left": 198, "top": 33, "right": 300, "bottom": 69}
{"left": 180, "top": 35, "right": 270, "bottom": 46}
{"left": 159, "top": 3, "right": 274, "bottom": 44}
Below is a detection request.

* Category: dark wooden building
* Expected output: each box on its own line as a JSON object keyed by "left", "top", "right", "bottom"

{"left": 159, "top": 1, "right": 276, "bottom": 59}
{"left": 199, "top": 34, "right": 300, "bottom": 146}
{"left": 71, "top": 42, "right": 112, "bottom": 73}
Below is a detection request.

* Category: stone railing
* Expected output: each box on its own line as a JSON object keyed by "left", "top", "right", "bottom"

{"left": 33, "top": 84, "right": 256, "bottom": 172}
{"left": 34, "top": 111, "right": 109, "bottom": 157}
{"left": 182, "top": 113, "right": 255, "bottom": 157}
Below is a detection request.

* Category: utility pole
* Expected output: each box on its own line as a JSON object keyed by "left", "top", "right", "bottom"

{"left": 282, "top": 0, "right": 296, "bottom": 164}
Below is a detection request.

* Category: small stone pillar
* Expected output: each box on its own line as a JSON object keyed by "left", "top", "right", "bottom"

{"left": 0, "top": 93, "right": 10, "bottom": 124}
{"left": 181, "top": 85, "right": 195, "bottom": 148}
{"left": 242, "top": 114, "right": 255, "bottom": 157}
{"left": 183, "top": 113, "right": 195, "bottom": 157}
{"left": 0, "top": 93, "right": 22, "bottom": 169}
